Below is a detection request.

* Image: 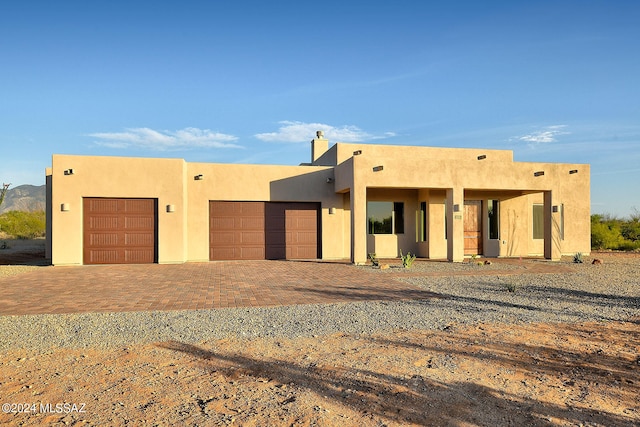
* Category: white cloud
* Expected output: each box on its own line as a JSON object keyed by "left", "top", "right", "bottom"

{"left": 89, "top": 127, "right": 242, "bottom": 150}
{"left": 255, "top": 121, "right": 395, "bottom": 143}
{"left": 513, "top": 125, "right": 570, "bottom": 144}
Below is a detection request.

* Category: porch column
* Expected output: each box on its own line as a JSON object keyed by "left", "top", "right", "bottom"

{"left": 544, "top": 191, "right": 561, "bottom": 261}
{"left": 446, "top": 187, "right": 464, "bottom": 262}
{"left": 350, "top": 184, "right": 368, "bottom": 264}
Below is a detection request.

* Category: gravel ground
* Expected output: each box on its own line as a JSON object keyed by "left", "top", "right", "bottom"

{"left": 1, "top": 256, "right": 638, "bottom": 352}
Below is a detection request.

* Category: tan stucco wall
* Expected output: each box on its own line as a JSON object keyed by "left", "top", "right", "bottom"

{"left": 50, "top": 155, "right": 187, "bottom": 265}
{"left": 49, "top": 155, "right": 350, "bottom": 265}
{"left": 366, "top": 188, "right": 419, "bottom": 258}
{"left": 49, "top": 140, "right": 590, "bottom": 265}
{"left": 184, "top": 162, "right": 345, "bottom": 261}
{"left": 327, "top": 142, "right": 514, "bottom": 167}
{"left": 332, "top": 142, "right": 590, "bottom": 263}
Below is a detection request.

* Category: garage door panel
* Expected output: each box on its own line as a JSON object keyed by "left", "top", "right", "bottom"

{"left": 125, "top": 232, "right": 155, "bottom": 246}
{"left": 210, "top": 247, "right": 237, "bottom": 260}
{"left": 211, "top": 202, "right": 236, "bottom": 216}
{"left": 89, "top": 233, "right": 119, "bottom": 246}
{"left": 210, "top": 201, "right": 319, "bottom": 261}
{"left": 87, "top": 250, "right": 119, "bottom": 264}
{"left": 125, "top": 249, "right": 155, "bottom": 263}
{"left": 87, "top": 199, "right": 119, "bottom": 212}
{"left": 84, "top": 198, "right": 157, "bottom": 264}
{"left": 211, "top": 217, "right": 235, "bottom": 229}
{"left": 240, "top": 203, "right": 264, "bottom": 215}
{"left": 124, "top": 199, "right": 154, "bottom": 212}
{"left": 239, "top": 231, "right": 265, "bottom": 244}
{"left": 290, "top": 231, "right": 317, "bottom": 245}
{"left": 210, "top": 231, "right": 236, "bottom": 244}
{"left": 240, "top": 247, "right": 265, "bottom": 259}
{"left": 89, "top": 216, "right": 120, "bottom": 229}
{"left": 287, "top": 247, "right": 317, "bottom": 260}
{"left": 240, "top": 217, "right": 263, "bottom": 229}
{"left": 124, "top": 216, "right": 155, "bottom": 229}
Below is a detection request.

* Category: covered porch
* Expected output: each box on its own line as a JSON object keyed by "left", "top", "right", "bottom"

{"left": 347, "top": 186, "right": 562, "bottom": 264}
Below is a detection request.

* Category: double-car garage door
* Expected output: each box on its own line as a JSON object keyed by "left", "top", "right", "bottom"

{"left": 209, "top": 201, "right": 320, "bottom": 260}
{"left": 83, "top": 199, "right": 320, "bottom": 264}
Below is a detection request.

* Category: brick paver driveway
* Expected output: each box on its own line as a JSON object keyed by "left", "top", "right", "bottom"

{"left": 0, "top": 261, "right": 437, "bottom": 316}
{"left": 0, "top": 259, "right": 572, "bottom": 316}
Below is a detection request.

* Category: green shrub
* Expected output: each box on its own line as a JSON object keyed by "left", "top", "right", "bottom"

{"left": 590, "top": 214, "right": 639, "bottom": 251}
{"left": 504, "top": 283, "right": 517, "bottom": 293}
{"left": 399, "top": 250, "right": 416, "bottom": 268}
{"left": 621, "top": 220, "right": 640, "bottom": 242}
{"left": 368, "top": 252, "right": 379, "bottom": 267}
{"left": 0, "top": 210, "right": 46, "bottom": 239}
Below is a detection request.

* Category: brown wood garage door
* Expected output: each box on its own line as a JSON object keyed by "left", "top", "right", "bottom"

{"left": 210, "top": 201, "right": 320, "bottom": 260}
{"left": 83, "top": 198, "right": 157, "bottom": 264}
{"left": 209, "top": 201, "right": 266, "bottom": 260}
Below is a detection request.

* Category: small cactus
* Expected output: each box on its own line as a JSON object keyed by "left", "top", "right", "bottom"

{"left": 368, "top": 253, "right": 379, "bottom": 267}
{"left": 573, "top": 252, "right": 584, "bottom": 263}
{"left": 400, "top": 250, "right": 416, "bottom": 268}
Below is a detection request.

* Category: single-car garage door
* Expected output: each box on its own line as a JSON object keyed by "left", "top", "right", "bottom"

{"left": 83, "top": 198, "right": 157, "bottom": 264}
{"left": 209, "top": 201, "right": 320, "bottom": 260}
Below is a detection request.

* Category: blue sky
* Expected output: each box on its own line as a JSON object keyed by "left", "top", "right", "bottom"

{"left": 1, "top": 1, "right": 639, "bottom": 217}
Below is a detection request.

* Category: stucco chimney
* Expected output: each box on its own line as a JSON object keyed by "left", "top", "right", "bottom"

{"left": 311, "top": 131, "right": 329, "bottom": 163}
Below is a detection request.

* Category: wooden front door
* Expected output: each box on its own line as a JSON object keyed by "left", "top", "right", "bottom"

{"left": 464, "top": 200, "right": 483, "bottom": 255}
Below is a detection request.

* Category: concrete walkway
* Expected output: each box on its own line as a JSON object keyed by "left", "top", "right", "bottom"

{"left": 0, "top": 259, "right": 572, "bottom": 316}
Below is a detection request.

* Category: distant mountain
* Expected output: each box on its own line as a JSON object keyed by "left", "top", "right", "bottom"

{"left": 0, "top": 185, "right": 46, "bottom": 214}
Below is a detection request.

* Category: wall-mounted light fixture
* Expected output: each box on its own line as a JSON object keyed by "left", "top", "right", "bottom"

{"left": 372, "top": 165, "right": 384, "bottom": 172}
{"left": 534, "top": 171, "right": 545, "bottom": 177}
{"left": 194, "top": 174, "right": 203, "bottom": 180}
{"left": 64, "top": 169, "right": 74, "bottom": 175}
{"left": 61, "top": 203, "right": 70, "bottom": 212}
{"left": 569, "top": 169, "right": 578, "bottom": 174}
{"left": 326, "top": 177, "right": 334, "bottom": 183}
{"left": 353, "top": 150, "right": 362, "bottom": 156}
{"left": 329, "top": 207, "right": 336, "bottom": 215}
{"left": 166, "top": 204, "right": 175, "bottom": 213}
{"left": 477, "top": 154, "right": 487, "bottom": 160}
{"left": 552, "top": 205, "right": 559, "bottom": 213}
{"left": 453, "top": 204, "right": 460, "bottom": 212}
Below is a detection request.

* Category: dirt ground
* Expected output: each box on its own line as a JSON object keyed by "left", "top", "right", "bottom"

{"left": 0, "top": 243, "right": 639, "bottom": 426}
{"left": 0, "top": 236, "right": 46, "bottom": 266}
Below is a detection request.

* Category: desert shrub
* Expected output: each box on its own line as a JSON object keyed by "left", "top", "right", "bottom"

{"left": 504, "top": 283, "right": 517, "bottom": 293}
{"left": 591, "top": 220, "right": 619, "bottom": 249}
{"left": 368, "top": 253, "right": 379, "bottom": 267}
{"left": 591, "top": 213, "right": 640, "bottom": 251}
{"left": 0, "top": 210, "right": 46, "bottom": 239}
{"left": 399, "top": 250, "right": 416, "bottom": 268}
{"left": 621, "top": 220, "right": 640, "bottom": 242}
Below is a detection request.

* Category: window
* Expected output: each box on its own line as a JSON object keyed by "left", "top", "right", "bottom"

{"left": 444, "top": 202, "right": 448, "bottom": 239}
{"left": 394, "top": 202, "right": 404, "bottom": 234}
{"left": 418, "top": 201, "right": 427, "bottom": 242}
{"left": 488, "top": 200, "right": 499, "bottom": 240}
{"left": 560, "top": 203, "right": 564, "bottom": 240}
{"left": 533, "top": 204, "right": 544, "bottom": 239}
{"left": 367, "top": 201, "right": 404, "bottom": 234}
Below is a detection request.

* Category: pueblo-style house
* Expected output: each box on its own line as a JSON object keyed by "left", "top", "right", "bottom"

{"left": 46, "top": 131, "right": 590, "bottom": 265}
